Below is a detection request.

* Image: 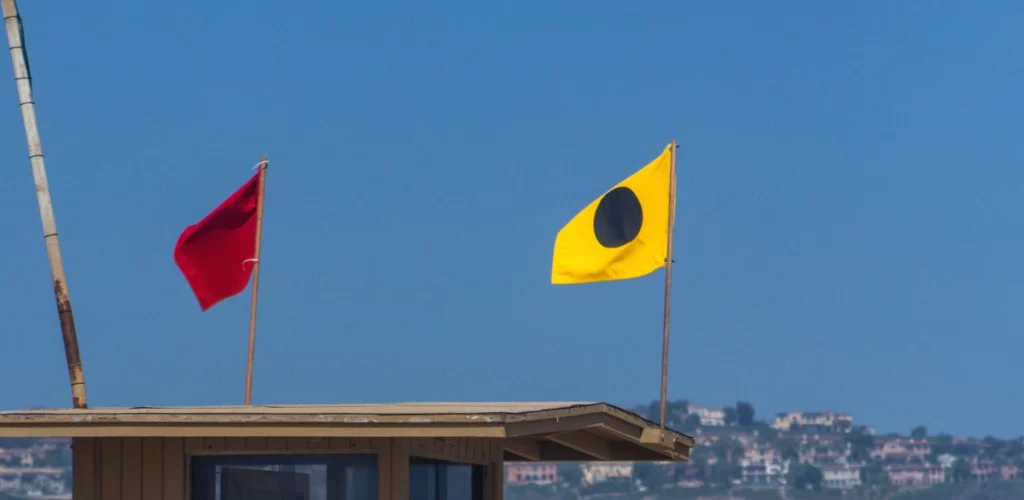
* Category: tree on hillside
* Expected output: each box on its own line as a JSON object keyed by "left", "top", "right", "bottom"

{"left": 858, "top": 464, "right": 894, "bottom": 499}
{"left": 736, "top": 401, "right": 755, "bottom": 426}
{"left": 779, "top": 438, "right": 800, "bottom": 462}
{"left": 982, "top": 436, "right": 1005, "bottom": 459}
{"left": 683, "top": 413, "right": 702, "bottom": 431}
{"left": 860, "top": 464, "right": 890, "bottom": 486}
{"left": 845, "top": 426, "right": 875, "bottom": 462}
{"left": 708, "top": 463, "right": 741, "bottom": 486}
{"left": 930, "top": 433, "right": 954, "bottom": 460}
{"left": 1006, "top": 440, "right": 1024, "bottom": 460}
{"left": 668, "top": 399, "right": 689, "bottom": 415}
{"left": 951, "top": 459, "right": 972, "bottom": 484}
{"left": 911, "top": 426, "right": 928, "bottom": 439}
{"left": 723, "top": 406, "right": 738, "bottom": 426}
{"left": 645, "top": 402, "right": 660, "bottom": 421}
{"left": 788, "top": 463, "right": 823, "bottom": 491}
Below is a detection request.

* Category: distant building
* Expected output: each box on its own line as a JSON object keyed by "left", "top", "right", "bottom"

{"left": 773, "top": 411, "right": 853, "bottom": 432}
{"left": 743, "top": 442, "right": 778, "bottom": 465}
{"left": 887, "top": 464, "right": 945, "bottom": 486}
{"left": 819, "top": 464, "right": 862, "bottom": 489}
{"left": 871, "top": 438, "right": 930, "bottom": 463}
{"left": 740, "top": 463, "right": 784, "bottom": 485}
{"left": 688, "top": 405, "right": 726, "bottom": 427}
{"left": 505, "top": 463, "right": 558, "bottom": 485}
{"left": 580, "top": 462, "right": 634, "bottom": 486}
{"left": 695, "top": 428, "right": 756, "bottom": 448}
{"left": 798, "top": 441, "right": 850, "bottom": 466}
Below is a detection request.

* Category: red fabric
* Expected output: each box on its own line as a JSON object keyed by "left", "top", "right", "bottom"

{"left": 174, "top": 173, "right": 261, "bottom": 311}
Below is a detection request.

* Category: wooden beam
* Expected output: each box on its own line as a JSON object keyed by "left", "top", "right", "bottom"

{"left": 535, "top": 442, "right": 594, "bottom": 461}
{"left": 505, "top": 414, "right": 607, "bottom": 438}
{"left": 549, "top": 431, "right": 612, "bottom": 460}
{"left": 503, "top": 439, "right": 542, "bottom": 461}
{"left": 0, "top": 425, "right": 505, "bottom": 438}
{"left": 504, "top": 451, "right": 528, "bottom": 461}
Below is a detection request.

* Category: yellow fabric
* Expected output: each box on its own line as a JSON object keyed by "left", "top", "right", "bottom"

{"left": 551, "top": 143, "right": 675, "bottom": 284}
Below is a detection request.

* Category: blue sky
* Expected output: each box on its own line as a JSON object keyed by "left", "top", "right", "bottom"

{"left": 1, "top": 1, "right": 1023, "bottom": 437}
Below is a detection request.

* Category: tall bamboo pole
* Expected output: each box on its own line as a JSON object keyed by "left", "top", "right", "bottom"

{"left": 658, "top": 140, "right": 678, "bottom": 434}
{"left": 2, "top": 0, "right": 87, "bottom": 408}
{"left": 244, "top": 157, "right": 268, "bottom": 406}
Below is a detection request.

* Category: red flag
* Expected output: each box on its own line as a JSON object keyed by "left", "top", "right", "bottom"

{"left": 174, "top": 173, "right": 262, "bottom": 311}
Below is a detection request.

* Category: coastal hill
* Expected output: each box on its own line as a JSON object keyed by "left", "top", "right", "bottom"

{"left": 2, "top": 399, "right": 1024, "bottom": 499}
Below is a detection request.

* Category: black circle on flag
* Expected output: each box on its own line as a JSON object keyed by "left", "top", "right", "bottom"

{"left": 593, "top": 187, "right": 643, "bottom": 248}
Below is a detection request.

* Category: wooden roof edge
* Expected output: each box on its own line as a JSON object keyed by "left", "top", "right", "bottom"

{"left": 507, "top": 403, "right": 693, "bottom": 460}
{"left": 0, "top": 402, "right": 600, "bottom": 418}
{"left": 598, "top": 402, "right": 695, "bottom": 448}
{"left": 512, "top": 402, "right": 693, "bottom": 447}
{"left": 0, "top": 402, "right": 693, "bottom": 452}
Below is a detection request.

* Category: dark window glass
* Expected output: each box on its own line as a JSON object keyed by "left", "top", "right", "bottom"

{"left": 409, "top": 458, "right": 483, "bottom": 500}
{"left": 192, "top": 454, "right": 377, "bottom": 500}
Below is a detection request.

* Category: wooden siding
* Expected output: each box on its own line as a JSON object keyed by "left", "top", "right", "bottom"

{"left": 73, "top": 437, "right": 504, "bottom": 500}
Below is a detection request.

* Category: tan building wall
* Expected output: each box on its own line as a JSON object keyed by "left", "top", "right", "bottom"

{"left": 71, "top": 436, "right": 505, "bottom": 500}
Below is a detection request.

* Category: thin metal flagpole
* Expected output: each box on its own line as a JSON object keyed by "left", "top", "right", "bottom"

{"left": 244, "top": 156, "right": 268, "bottom": 406}
{"left": 2, "top": 0, "right": 88, "bottom": 409}
{"left": 658, "top": 140, "right": 678, "bottom": 435}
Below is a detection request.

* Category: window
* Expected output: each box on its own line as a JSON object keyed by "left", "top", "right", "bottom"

{"left": 409, "top": 458, "right": 484, "bottom": 500}
{"left": 192, "top": 454, "right": 377, "bottom": 500}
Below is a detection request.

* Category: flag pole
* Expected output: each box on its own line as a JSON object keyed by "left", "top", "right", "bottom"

{"left": 2, "top": 0, "right": 88, "bottom": 409}
{"left": 659, "top": 140, "right": 678, "bottom": 435}
{"left": 244, "top": 156, "right": 268, "bottom": 406}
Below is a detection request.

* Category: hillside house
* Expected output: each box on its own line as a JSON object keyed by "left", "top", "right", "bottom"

{"left": 504, "top": 463, "right": 557, "bottom": 486}
{"left": 687, "top": 406, "right": 726, "bottom": 427}
{"left": 773, "top": 412, "right": 852, "bottom": 432}
{"left": 870, "top": 438, "right": 930, "bottom": 463}
{"left": 886, "top": 464, "right": 945, "bottom": 487}
{"left": 819, "top": 464, "right": 862, "bottom": 490}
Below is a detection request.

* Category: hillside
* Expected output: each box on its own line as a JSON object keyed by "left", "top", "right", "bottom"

{"left": 503, "top": 398, "right": 1024, "bottom": 500}
{"left": 0, "top": 398, "right": 1020, "bottom": 499}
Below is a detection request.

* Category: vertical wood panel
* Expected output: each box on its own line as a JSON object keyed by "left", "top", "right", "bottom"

{"left": 72, "top": 438, "right": 96, "bottom": 500}
{"left": 487, "top": 461, "right": 503, "bottom": 500}
{"left": 479, "top": 439, "right": 491, "bottom": 462}
{"left": 141, "top": 438, "right": 163, "bottom": 500}
{"left": 373, "top": 438, "right": 391, "bottom": 500}
{"left": 162, "top": 438, "right": 185, "bottom": 500}
{"left": 121, "top": 438, "right": 143, "bottom": 500}
{"left": 100, "top": 438, "right": 122, "bottom": 500}
{"left": 389, "top": 439, "right": 407, "bottom": 500}
{"left": 490, "top": 440, "right": 504, "bottom": 500}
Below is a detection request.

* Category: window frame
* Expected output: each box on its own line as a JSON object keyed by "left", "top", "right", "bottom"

{"left": 191, "top": 453, "right": 378, "bottom": 500}
{"left": 408, "top": 456, "right": 484, "bottom": 500}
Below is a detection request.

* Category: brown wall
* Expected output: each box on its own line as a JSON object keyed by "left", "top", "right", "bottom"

{"left": 72, "top": 437, "right": 505, "bottom": 500}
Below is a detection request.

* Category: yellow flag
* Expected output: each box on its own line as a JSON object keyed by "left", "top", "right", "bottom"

{"left": 551, "top": 143, "right": 675, "bottom": 285}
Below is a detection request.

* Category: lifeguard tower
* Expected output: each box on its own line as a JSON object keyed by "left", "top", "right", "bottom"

{"left": 0, "top": 402, "right": 692, "bottom": 500}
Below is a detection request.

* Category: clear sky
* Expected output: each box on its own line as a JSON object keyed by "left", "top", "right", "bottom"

{"left": 1, "top": 1, "right": 1022, "bottom": 438}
